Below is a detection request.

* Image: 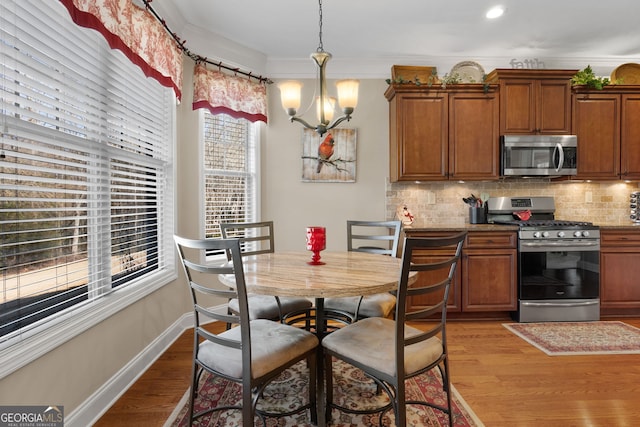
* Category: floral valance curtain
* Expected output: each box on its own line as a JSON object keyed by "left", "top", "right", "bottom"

{"left": 59, "top": 0, "right": 183, "bottom": 100}
{"left": 193, "top": 63, "right": 268, "bottom": 123}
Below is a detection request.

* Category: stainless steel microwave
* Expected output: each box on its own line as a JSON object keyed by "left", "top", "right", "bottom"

{"left": 500, "top": 135, "right": 577, "bottom": 177}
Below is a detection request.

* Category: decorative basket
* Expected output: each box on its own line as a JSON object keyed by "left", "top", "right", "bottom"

{"left": 391, "top": 65, "right": 437, "bottom": 84}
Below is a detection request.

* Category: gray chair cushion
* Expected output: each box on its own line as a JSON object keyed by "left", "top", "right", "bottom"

{"left": 322, "top": 317, "right": 443, "bottom": 377}
{"left": 324, "top": 293, "right": 396, "bottom": 318}
{"left": 198, "top": 319, "right": 319, "bottom": 379}
{"left": 228, "top": 295, "right": 312, "bottom": 320}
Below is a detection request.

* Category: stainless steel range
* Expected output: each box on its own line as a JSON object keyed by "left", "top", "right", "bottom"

{"left": 487, "top": 196, "right": 600, "bottom": 322}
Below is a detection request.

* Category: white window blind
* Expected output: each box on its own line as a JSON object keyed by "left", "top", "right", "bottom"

{"left": 0, "top": 1, "right": 174, "bottom": 346}
{"left": 203, "top": 111, "right": 258, "bottom": 244}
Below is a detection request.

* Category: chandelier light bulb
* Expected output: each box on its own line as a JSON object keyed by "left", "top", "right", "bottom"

{"left": 316, "top": 96, "right": 336, "bottom": 124}
{"left": 277, "top": 81, "right": 302, "bottom": 116}
{"left": 336, "top": 79, "right": 359, "bottom": 112}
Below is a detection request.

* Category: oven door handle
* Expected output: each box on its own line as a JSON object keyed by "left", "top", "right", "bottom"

{"left": 520, "top": 300, "right": 600, "bottom": 308}
{"left": 519, "top": 241, "right": 600, "bottom": 252}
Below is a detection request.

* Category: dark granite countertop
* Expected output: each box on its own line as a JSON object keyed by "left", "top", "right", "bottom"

{"left": 404, "top": 221, "right": 640, "bottom": 232}
{"left": 598, "top": 223, "right": 640, "bottom": 231}
{"left": 403, "top": 222, "right": 519, "bottom": 232}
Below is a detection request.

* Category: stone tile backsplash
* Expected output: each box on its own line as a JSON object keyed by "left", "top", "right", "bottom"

{"left": 386, "top": 179, "right": 640, "bottom": 226}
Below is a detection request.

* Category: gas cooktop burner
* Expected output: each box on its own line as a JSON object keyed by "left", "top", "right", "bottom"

{"left": 494, "top": 219, "right": 594, "bottom": 227}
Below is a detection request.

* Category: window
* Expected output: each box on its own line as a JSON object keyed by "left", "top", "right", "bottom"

{"left": 203, "top": 111, "right": 259, "bottom": 244}
{"left": 0, "top": 0, "right": 174, "bottom": 367}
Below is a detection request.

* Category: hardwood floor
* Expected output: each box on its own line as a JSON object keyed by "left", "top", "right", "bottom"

{"left": 94, "top": 318, "right": 640, "bottom": 426}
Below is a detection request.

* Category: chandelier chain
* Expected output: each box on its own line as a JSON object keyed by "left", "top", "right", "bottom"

{"left": 317, "top": 0, "right": 324, "bottom": 52}
{"left": 279, "top": 0, "right": 357, "bottom": 136}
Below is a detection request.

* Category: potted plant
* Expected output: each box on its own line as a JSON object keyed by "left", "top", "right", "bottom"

{"left": 571, "top": 65, "right": 611, "bottom": 89}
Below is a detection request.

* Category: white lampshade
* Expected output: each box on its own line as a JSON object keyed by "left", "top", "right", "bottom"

{"left": 278, "top": 81, "right": 303, "bottom": 112}
{"left": 336, "top": 79, "right": 359, "bottom": 110}
{"left": 316, "top": 96, "right": 336, "bottom": 123}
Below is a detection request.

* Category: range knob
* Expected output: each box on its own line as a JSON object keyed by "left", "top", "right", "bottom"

{"left": 583, "top": 230, "right": 590, "bottom": 237}
{"left": 542, "top": 231, "right": 550, "bottom": 238}
{"left": 557, "top": 231, "right": 566, "bottom": 238}
{"left": 574, "top": 231, "right": 582, "bottom": 237}
{"left": 533, "top": 231, "right": 541, "bottom": 238}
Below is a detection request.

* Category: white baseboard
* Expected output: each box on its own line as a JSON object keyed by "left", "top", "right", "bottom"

{"left": 65, "top": 312, "right": 196, "bottom": 427}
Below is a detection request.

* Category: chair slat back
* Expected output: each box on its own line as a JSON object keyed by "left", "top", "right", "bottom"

{"left": 395, "top": 232, "right": 466, "bottom": 348}
{"left": 174, "top": 235, "right": 251, "bottom": 350}
{"left": 347, "top": 220, "right": 402, "bottom": 257}
{"left": 220, "top": 221, "right": 275, "bottom": 259}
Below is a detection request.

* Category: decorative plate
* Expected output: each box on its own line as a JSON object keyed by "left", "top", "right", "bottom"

{"left": 611, "top": 63, "right": 640, "bottom": 84}
{"left": 450, "top": 61, "right": 485, "bottom": 83}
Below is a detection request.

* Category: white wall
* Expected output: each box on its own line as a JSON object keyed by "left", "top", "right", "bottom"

{"left": 264, "top": 79, "right": 391, "bottom": 251}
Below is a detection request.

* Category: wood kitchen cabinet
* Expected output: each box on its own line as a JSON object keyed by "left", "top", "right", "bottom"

{"left": 462, "top": 231, "right": 518, "bottom": 311}
{"left": 600, "top": 229, "right": 640, "bottom": 315}
{"left": 449, "top": 91, "right": 500, "bottom": 180}
{"left": 386, "top": 86, "right": 447, "bottom": 181}
{"left": 572, "top": 87, "right": 640, "bottom": 180}
{"left": 403, "top": 229, "right": 517, "bottom": 314}
{"left": 486, "top": 69, "right": 577, "bottom": 135}
{"left": 385, "top": 84, "right": 499, "bottom": 182}
{"left": 408, "top": 239, "right": 463, "bottom": 312}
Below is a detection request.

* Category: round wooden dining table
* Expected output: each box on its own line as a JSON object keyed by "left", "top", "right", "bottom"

{"left": 218, "top": 250, "right": 413, "bottom": 336}
{"left": 238, "top": 250, "right": 406, "bottom": 296}
{"left": 218, "top": 250, "right": 415, "bottom": 426}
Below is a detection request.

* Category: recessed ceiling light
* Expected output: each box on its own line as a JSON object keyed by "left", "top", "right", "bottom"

{"left": 486, "top": 6, "right": 505, "bottom": 19}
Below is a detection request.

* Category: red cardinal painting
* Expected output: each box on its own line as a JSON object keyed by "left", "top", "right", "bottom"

{"left": 316, "top": 133, "right": 335, "bottom": 173}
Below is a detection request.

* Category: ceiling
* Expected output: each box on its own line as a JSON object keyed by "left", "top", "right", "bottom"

{"left": 157, "top": 0, "right": 640, "bottom": 79}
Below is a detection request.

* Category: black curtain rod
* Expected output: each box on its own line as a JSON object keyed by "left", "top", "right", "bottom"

{"left": 141, "top": 0, "right": 273, "bottom": 84}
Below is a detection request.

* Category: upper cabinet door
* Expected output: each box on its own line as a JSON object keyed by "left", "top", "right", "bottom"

{"left": 448, "top": 91, "right": 500, "bottom": 180}
{"left": 499, "top": 79, "right": 535, "bottom": 133}
{"left": 537, "top": 79, "right": 574, "bottom": 134}
{"left": 573, "top": 93, "right": 620, "bottom": 180}
{"left": 621, "top": 94, "right": 640, "bottom": 180}
{"left": 387, "top": 89, "right": 448, "bottom": 181}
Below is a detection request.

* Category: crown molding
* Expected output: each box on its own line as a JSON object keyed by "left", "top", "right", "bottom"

{"left": 266, "top": 56, "right": 633, "bottom": 80}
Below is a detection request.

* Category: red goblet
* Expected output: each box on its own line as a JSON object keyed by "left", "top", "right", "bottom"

{"left": 306, "top": 226, "right": 326, "bottom": 265}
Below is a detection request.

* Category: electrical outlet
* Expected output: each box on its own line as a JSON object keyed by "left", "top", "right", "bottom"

{"left": 585, "top": 191, "right": 593, "bottom": 203}
{"left": 427, "top": 191, "right": 436, "bottom": 205}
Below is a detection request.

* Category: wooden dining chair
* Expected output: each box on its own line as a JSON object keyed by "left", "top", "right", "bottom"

{"left": 323, "top": 220, "right": 402, "bottom": 322}
{"left": 174, "top": 235, "right": 319, "bottom": 426}
{"left": 220, "top": 221, "right": 313, "bottom": 322}
{"left": 322, "top": 231, "right": 467, "bottom": 427}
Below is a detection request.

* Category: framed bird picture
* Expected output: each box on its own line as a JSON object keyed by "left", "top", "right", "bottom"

{"left": 301, "top": 128, "right": 357, "bottom": 182}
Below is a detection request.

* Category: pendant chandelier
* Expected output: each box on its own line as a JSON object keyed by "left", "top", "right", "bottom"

{"left": 278, "top": 0, "right": 359, "bottom": 137}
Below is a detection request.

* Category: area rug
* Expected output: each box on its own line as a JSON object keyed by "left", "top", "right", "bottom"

{"left": 503, "top": 321, "right": 640, "bottom": 356}
{"left": 165, "top": 359, "right": 484, "bottom": 427}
